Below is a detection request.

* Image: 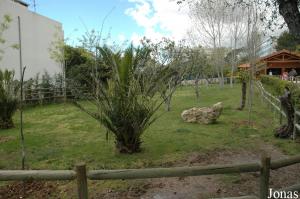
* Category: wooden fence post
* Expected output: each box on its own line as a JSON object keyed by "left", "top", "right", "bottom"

{"left": 260, "top": 154, "right": 271, "bottom": 199}
{"left": 76, "top": 163, "right": 88, "bottom": 199}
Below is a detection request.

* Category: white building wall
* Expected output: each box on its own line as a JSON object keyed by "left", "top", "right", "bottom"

{"left": 0, "top": 0, "right": 63, "bottom": 80}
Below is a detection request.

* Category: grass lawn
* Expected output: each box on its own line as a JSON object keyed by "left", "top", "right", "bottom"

{"left": 1, "top": 84, "right": 299, "bottom": 171}
{"left": 1, "top": 84, "right": 300, "bottom": 197}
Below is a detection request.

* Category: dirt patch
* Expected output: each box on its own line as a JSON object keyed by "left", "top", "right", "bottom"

{"left": 0, "top": 181, "right": 58, "bottom": 199}
{"left": 0, "top": 136, "right": 15, "bottom": 143}
{"left": 97, "top": 143, "right": 300, "bottom": 199}
{"left": 2, "top": 143, "right": 299, "bottom": 199}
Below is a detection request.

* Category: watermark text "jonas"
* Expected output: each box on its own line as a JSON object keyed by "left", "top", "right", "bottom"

{"left": 268, "top": 189, "right": 299, "bottom": 199}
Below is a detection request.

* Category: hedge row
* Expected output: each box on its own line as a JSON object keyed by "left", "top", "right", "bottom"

{"left": 260, "top": 75, "right": 300, "bottom": 109}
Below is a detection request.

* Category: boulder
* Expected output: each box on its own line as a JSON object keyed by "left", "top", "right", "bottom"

{"left": 181, "top": 102, "right": 223, "bottom": 124}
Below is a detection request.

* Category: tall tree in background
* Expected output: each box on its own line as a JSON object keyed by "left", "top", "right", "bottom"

{"left": 276, "top": 31, "right": 299, "bottom": 51}
{"left": 178, "top": 0, "right": 300, "bottom": 42}
{"left": 228, "top": 4, "right": 247, "bottom": 87}
{"left": 189, "top": 0, "right": 228, "bottom": 87}
{"left": 277, "top": 0, "right": 300, "bottom": 40}
{"left": 245, "top": 2, "right": 262, "bottom": 124}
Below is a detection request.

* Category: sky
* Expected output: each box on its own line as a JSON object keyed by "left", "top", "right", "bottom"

{"left": 23, "top": 0, "right": 192, "bottom": 46}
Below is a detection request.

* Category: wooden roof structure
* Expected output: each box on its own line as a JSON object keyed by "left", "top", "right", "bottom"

{"left": 238, "top": 49, "right": 300, "bottom": 75}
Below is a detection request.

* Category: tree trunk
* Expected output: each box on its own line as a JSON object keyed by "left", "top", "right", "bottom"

{"left": 274, "top": 88, "right": 294, "bottom": 138}
{"left": 116, "top": 137, "right": 142, "bottom": 154}
{"left": 278, "top": 0, "right": 300, "bottom": 41}
{"left": 195, "top": 74, "right": 200, "bottom": 99}
{"left": 165, "top": 94, "right": 172, "bottom": 111}
{"left": 237, "top": 81, "right": 247, "bottom": 110}
{"left": 219, "top": 72, "right": 224, "bottom": 87}
{"left": 230, "top": 67, "right": 234, "bottom": 88}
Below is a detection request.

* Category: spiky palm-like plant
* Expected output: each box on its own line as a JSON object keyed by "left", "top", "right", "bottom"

{"left": 0, "top": 69, "right": 18, "bottom": 129}
{"left": 74, "top": 45, "right": 168, "bottom": 153}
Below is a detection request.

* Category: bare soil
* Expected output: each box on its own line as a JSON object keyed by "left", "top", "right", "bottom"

{"left": 0, "top": 136, "right": 15, "bottom": 144}
{"left": 0, "top": 181, "right": 58, "bottom": 199}
{"left": 96, "top": 143, "right": 300, "bottom": 199}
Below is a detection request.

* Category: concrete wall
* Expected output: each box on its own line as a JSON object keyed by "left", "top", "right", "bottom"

{"left": 0, "top": 0, "right": 63, "bottom": 80}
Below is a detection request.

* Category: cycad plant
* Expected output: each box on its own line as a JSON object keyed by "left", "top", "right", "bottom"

{"left": 74, "top": 45, "right": 167, "bottom": 153}
{"left": 0, "top": 69, "right": 18, "bottom": 129}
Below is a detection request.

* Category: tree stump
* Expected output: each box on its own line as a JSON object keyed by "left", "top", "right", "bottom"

{"left": 274, "top": 87, "right": 294, "bottom": 138}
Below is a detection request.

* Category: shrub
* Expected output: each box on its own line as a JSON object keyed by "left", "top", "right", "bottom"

{"left": 40, "top": 71, "right": 54, "bottom": 103}
{"left": 260, "top": 75, "right": 300, "bottom": 109}
{"left": 0, "top": 69, "right": 19, "bottom": 129}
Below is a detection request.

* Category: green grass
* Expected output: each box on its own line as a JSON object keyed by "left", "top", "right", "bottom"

{"left": 0, "top": 84, "right": 299, "bottom": 172}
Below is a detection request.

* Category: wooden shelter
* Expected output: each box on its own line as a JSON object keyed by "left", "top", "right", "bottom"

{"left": 238, "top": 49, "right": 300, "bottom": 76}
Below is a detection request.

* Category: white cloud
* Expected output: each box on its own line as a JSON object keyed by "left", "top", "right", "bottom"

{"left": 130, "top": 32, "right": 141, "bottom": 46}
{"left": 118, "top": 33, "right": 126, "bottom": 42}
{"left": 125, "top": 0, "right": 192, "bottom": 44}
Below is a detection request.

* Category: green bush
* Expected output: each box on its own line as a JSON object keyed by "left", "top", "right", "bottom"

{"left": 260, "top": 75, "right": 300, "bottom": 109}
{"left": 0, "top": 69, "right": 19, "bottom": 129}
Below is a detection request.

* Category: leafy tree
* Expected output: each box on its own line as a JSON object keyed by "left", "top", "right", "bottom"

{"left": 64, "top": 45, "right": 93, "bottom": 74}
{"left": 186, "top": 46, "right": 208, "bottom": 99}
{"left": 276, "top": 31, "right": 300, "bottom": 51}
{"left": 0, "top": 69, "right": 18, "bottom": 129}
{"left": 74, "top": 45, "right": 168, "bottom": 153}
{"left": 65, "top": 45, "right": 113, "bottom": 95}
{"left": 144, "top": 38, "right": 188, "bottom": 111}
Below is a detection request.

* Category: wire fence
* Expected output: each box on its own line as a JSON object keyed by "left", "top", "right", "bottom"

{"left": 21, "top": 77, "right": 92, "bottom": 105}
{"left": 256, "top": 81, "right": 300, "bottom": 140}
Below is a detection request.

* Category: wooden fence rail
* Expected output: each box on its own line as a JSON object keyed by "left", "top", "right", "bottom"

{"left": 2, "top": 154, "right": 300, "bottom": 199}
{"left": 88, "top": 162, "right": 260, "bottom": 180}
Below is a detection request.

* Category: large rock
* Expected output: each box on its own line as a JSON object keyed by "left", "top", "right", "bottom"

{"left": 181, "top": 102, "right": 223, "bottom": 124}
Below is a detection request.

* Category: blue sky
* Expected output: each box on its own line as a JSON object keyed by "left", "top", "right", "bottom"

{"left": 24, "top": 0, "right": 143, "bottom": 44}
{"left": 23, "top": 0, "right": 191, "bottom": 46}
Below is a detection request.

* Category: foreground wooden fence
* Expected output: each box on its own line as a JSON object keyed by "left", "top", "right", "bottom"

{"left": 1, "top": 154, "right": 300, "bottom": 199}
{"left": 256, "top": 81, "right": 300, "bottom": 140}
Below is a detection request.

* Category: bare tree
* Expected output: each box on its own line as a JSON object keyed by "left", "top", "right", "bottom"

{"left": 49, "top": 27, "right": 67, "bottom": 101}
{"left": 245, "top": 2, "right": 262, "bottom": 124}
{"left": 178, "top": 0, "right": 300, "bottom": 43}
{"left": 228, "top": 5, "right": 247, "bottom": 88}
{"left": 189, "top": 0, "right": 228, "bottom": 87}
